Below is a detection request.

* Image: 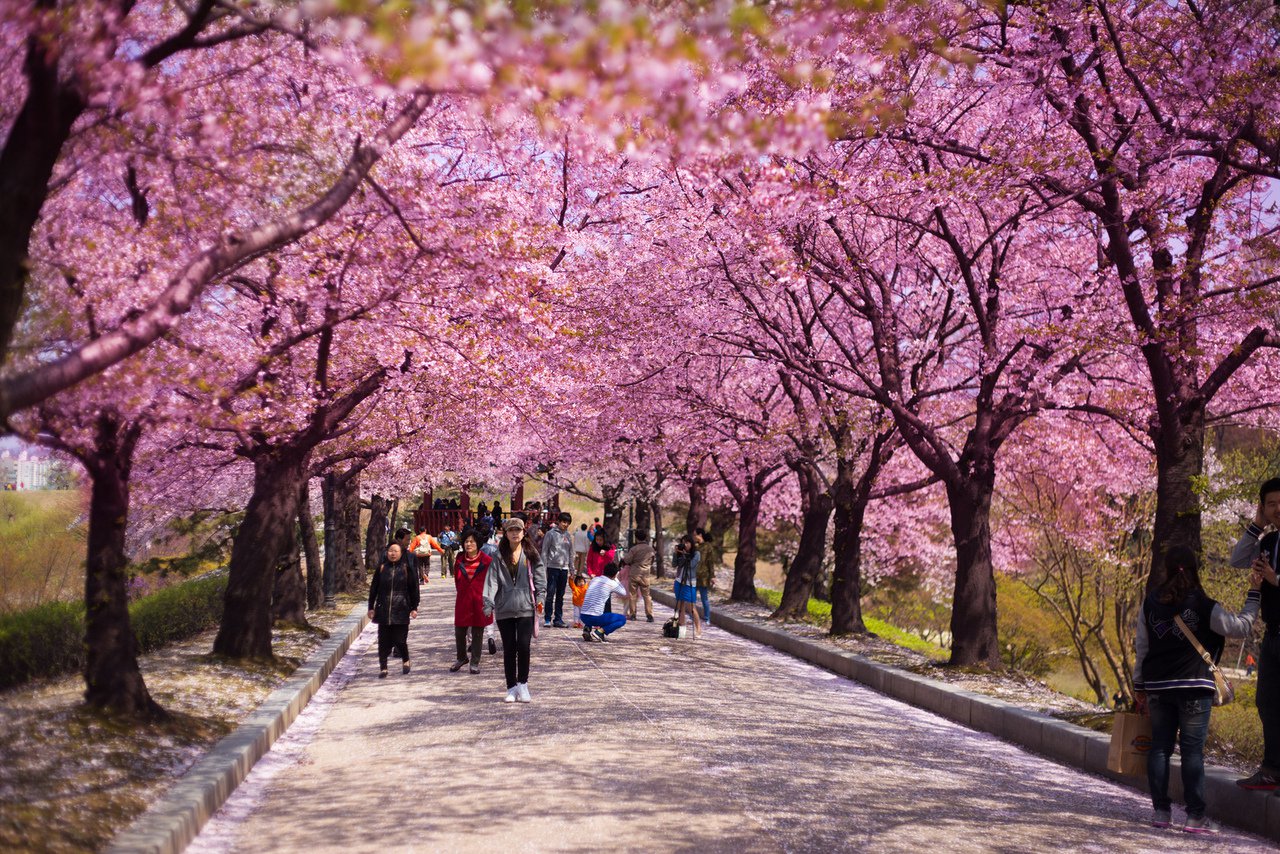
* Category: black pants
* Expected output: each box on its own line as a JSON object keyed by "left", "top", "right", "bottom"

{"left": 455, "top": 625, "right": 483, "bottom": 667}
{"left": 378, "top": 623, "right": 410, "bottom": 667}
{"left": 497, "top": 616, "right": 534, "bottom": 689}
{"left": 544, "top": 567, "right": 568, "bottom": 623}
{"left": 1259, "top": 632, "right": 1280, "bottom": 772}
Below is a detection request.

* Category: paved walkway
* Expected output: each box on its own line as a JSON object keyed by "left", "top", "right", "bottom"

{"left": 187, "top": 581, "right": 1271, "bottom": 853}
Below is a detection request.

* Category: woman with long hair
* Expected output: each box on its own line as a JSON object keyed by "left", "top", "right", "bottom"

{"left": 1134, "top": 546, "right": 1265, "bottom": 832}
{"left": 482, "top": 517, "right": 546, "bottom": 703}
{"left": 672, "top": 533, "right": 702, "bottom": 639}
{"left": 450, "top": 527, "right": 492, "bottom": 674}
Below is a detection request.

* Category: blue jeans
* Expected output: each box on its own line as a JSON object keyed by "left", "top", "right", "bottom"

{"left": 697, "top": 585, "right": 711, "bottom": 622}
{"left": 544, "top": 567, "right": 568, "bottom": 623}
{"left": 1147, "top": 691, "right": 1212, "bottom": 817}
{"left": 581, "top": 612, "right": 627, "bottom": 635}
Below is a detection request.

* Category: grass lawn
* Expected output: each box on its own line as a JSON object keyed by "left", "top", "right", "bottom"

{"left": 0, "top": 490, "right": 86, "bottom": 612}
{"left": 754, "top": 587, "right": 949, "bottom": 660}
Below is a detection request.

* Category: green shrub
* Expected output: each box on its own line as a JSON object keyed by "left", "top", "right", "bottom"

{"left": 0, "top": 572, "right": 226, "bottom": 691}
{"left": 755, "top": 586, "right": 947, "bottom": 659}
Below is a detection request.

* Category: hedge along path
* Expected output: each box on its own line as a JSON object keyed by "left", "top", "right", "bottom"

{"left": 188, "top": 582, "right": 1274, "bottom": 853}
{"left": 0, "top": 571, "right": 228, "bottom": 691}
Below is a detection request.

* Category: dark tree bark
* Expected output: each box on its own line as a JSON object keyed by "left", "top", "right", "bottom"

{"left": 77, "top": 413, "right": 165, "bottom": 719}
{"left": 364, "top": 493, "right": 389, "bottom": 573}
{"left": 946, "top": 470, "right": 1000, "bottom": 667}
{"left": 730, "top": 488, "right": 762, "bottom": 603}
{"left": 686, "top": 477, "right": 709, "bottom": 534}
{"left": 214, "top": 448, "right": 307, "bottom": 660}
{"left": 0, "top": 36, "right": 85, "bottom": 366}
{"left": 1148, "top": 411, "right": 1205, "bottom": 592}
{"left": 829, "top": 486, "right": 868, "bottom": 635}
{"left": 299, "top": 480, "right": 323, "bottom": 610}
{"left": 634, "top": 499, "right": 652, "bottom": 537}
{"left": 772, "top": 462, "right": 834, "bottom": 620}
{"left": 651, "top": 501, "right": 667, "bottom": 579}
{"left": 601, "top": 483, "right": 625, "bottom": 545}
{"left": 321, "top": 464, "right": 365, "bottom": 598}
{"left": 272, "top": 498, "right": 307, "bottom": 627}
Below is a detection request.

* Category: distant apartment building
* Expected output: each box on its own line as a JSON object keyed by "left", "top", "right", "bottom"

{"left": 0, "top": 450, "right": 53, "bottom": 490}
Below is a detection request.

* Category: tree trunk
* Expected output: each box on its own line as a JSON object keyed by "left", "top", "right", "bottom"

{"left": 214, "top": 449, "right": 307, "bottom": 660}
{"left": 730, "top": 488, "right": 762, "bottom": 603}
{"left": 0, "top": 41, "right": 85, "bottom": 367}
{"left": 1148, "top": 411, "right": 1205, "bottom": 593}
{"left": 946, "top": 472, "right": 1001, "bottom": 668}
{"left": 829, "top": 487, "right": 869, "bottom": 635}
{"left": 634, "top": 499, "right": 652, "bottom": 537}
{"left": 81, "top": 417, "right": 164, "bottom": 719}
{"left": 321, "top": 473, "right": 338, "bottom": 606}
{"left": 772, "top": 465, "right": 834, "bottom": 620}
{"left": 389, "top": 497, "right": 400, "bottom": 536}
{"left": 300, "top": 480, "right": 323, "bottom": 610}
{"left": 364, "top": 493, "right": 389, "bottom": 573}
{"left": 272, "top": 498, "right": 308, "bottom": 627}
{"left": 602, "top": 484, "right": 624, "bottom": 545}
{"left": 686, "top": 478, "right": 709, "bottom": 534}
{"left": 330, "top": 468, "right": 366, "bottom": 594}
{"left": 651, "top": 501, "right": 667, "bottom": 579}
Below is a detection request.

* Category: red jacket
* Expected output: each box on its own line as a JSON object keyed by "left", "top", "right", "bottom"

{"left": 586, "top": 545, "right": 616, "bottom": 577}
{"left": 454, "top": 552, "right": 494, "bottom": 627}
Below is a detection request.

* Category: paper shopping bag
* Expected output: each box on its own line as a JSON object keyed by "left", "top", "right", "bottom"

{"left": 1107, "top": 712, "right": 1152, "bottom": 776}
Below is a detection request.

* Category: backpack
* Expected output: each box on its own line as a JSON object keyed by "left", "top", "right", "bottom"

{"left": 662, "top": 617, "right": 680, "bottom": 639}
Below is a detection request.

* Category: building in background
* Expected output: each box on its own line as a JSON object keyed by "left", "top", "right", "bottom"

{"left": 0, "top": 450, "right": 54, "bottom": 490}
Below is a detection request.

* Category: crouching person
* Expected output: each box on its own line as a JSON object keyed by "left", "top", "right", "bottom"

{"left": 581, "top": 563, "right": 628, "bottom": 643}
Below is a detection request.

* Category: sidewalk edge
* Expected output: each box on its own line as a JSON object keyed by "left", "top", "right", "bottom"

{"left": 106, "top": 604, "right": 370, "bottom": 854}
{"left": 652, "top": 588, "right": 1280, "bottom": 842}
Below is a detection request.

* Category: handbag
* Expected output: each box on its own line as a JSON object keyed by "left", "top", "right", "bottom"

{"left": 1106, "top": 711, "right": 1152, "bottom": 776}
{"left": 1173, "top": 614, "right": 1235, "bottom": 706}
{"left": 662, "top": 617, "right": 680, "bottom": 639}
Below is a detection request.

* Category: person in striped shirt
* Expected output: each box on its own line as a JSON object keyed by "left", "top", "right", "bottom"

{"left": 580, "top": 563, "right": 628, "bottom": 643}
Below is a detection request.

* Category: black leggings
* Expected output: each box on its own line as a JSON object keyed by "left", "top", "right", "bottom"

{"left": 377, "top": 623, "right": 410, "bottom": 667}
{"left": 496, "top": 617, "right": 534, "bottom": 689}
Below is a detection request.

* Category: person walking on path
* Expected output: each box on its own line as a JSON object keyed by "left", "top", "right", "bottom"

{"left": 483, "top": 517, "right": 546, "bottom": 703}
{"left": 621, "top": 532, "right": 655, "bottom": 622}
{"left": 572, "top": 523, "right": 590, "bottom": 574}
{"left": 409, "top": 527, "right": 444, "bottom": 582}
{"left": 540, "top": 511, "right": 574, "bottom": 628}
{"left": 672, "top": 534, "right": 702, "bottom": 639}
{"left": 1230, "top": 476, "right": 1280, "bottom": 790}
{"left": 439, "top": 523, "right": 459, "bottom": 578}
{"left": 450, "top": 527, "right": 493, "bottom": 674}
{"left": 1134, "top": 546, "right": 1263, "bottom": 832}
{"left": 368, "top": 543, "right": 420, "bottom": 678}
{"left": 580, "top": 563, "right": 628, "bottom": 642}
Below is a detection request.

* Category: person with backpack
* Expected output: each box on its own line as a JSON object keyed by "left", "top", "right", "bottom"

{"left": 449, "top": 527, "right": 492, "bottom": 674}
{"left": 439, "top": 522, "right": 460, "bottom": 579}
{"left": 482, "top": 517, "right": 546, "bottom": 703}
{"left": 1134, "top": 546, "right": 1263, "bottom": 832}
{"left": 367, "top": 543, "right": 419, "bottom": 678}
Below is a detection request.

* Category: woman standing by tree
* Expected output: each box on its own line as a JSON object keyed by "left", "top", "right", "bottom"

{"left": 483, "top": 517, "right": 546, "bottom": 703}
{"left": 1134, "top": 547, "right": 1266, "bottom": 832}
{"left": 368, "top": 543, "right": 419, "bottom": 679}
{"left": 450, "top": 528, "right": 493, "bottom": 674}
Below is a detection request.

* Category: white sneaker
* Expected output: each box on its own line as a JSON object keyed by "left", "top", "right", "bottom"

{"left": 504, "top": 687, "right": 518, "bottom": 703}
{"left": 517, "top": 683, "right": 531, "bottom": 703}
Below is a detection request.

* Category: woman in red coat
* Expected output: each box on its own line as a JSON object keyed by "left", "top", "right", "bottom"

{"left": 450, "top": 527, "right": 493, "bottom": 674}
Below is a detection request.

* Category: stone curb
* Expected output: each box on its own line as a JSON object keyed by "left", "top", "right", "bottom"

{"left": 652, "top": 588, "right": 1280, "bottom": 842}
{"left": 107, "top": 604, "right": 370, "bottom": 854}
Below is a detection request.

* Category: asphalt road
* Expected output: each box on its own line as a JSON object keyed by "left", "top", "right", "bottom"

{"left": 187, "top": 580, "right": 1273, "bottom": 853}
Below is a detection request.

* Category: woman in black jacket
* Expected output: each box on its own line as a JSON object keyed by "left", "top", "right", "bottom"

{"left": 368, "top": 543, "right": 420, "bottom": 678}
{"left": 1134, "top": 546, "right": 1262, "bottom": 833}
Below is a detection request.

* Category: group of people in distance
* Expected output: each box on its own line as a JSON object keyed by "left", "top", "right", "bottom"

{"left": 366, "top": 509, "right": 709, "bottom": 705}
{"left": 1134, "top": 476, "right": 1280, "bottom": 834}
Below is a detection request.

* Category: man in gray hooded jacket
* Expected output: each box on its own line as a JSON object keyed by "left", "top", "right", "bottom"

{"left": 540, "top": 512, "right": 574, "bottom": 627}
